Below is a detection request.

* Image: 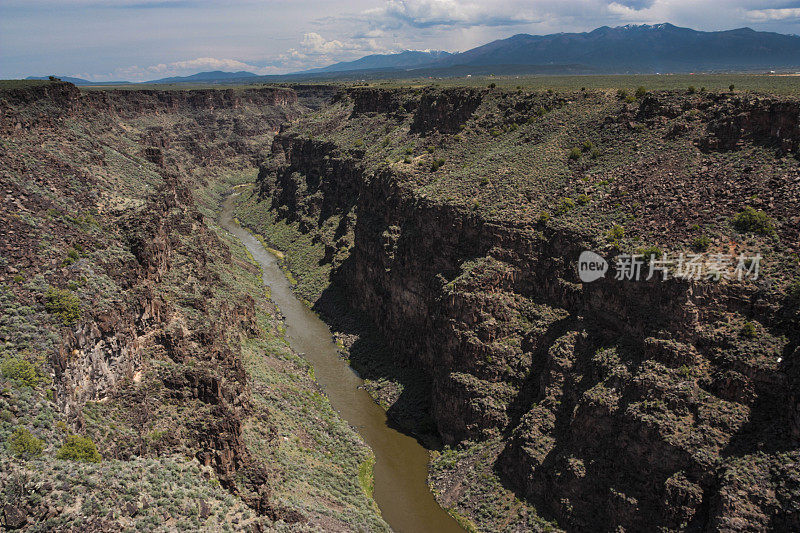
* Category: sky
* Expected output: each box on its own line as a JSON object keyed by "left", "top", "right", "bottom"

{"left": 2, "top": 0, "right": 800, "bottom": 81}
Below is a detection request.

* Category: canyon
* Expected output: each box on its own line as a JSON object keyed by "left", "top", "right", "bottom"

{"left": 0, "top": 81, "right": 385, "bottom": 530}
{"left": 236, "top": 86, "right": 800, "bottom": 531}
{"left": 1, "top": 79, "right": 799, "bottom": 532}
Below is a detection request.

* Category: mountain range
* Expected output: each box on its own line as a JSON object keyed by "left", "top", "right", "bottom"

{"left": 298, "top": 50, "right": 452, "bottom": 73}
{"left": 25, "top": 23, "right": 800, "bottom": 85}
{"left": 25, "top": 75, "right": 133, "bottom": 86}
{"left": 26, "top": 70, "right": 258, "bottom": 86}
{"left": 313, "top": 24, "right": 800, "bottom": 76}
{"left": 142, "top": 70, "right": 258, "bottom": 84}
{"left": 432, "top": 24, "right": 800, "bottom": 72}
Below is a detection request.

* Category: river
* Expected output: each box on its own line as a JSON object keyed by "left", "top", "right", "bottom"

{"left": 220, "top": 192, "right": 464, "bottom": 533}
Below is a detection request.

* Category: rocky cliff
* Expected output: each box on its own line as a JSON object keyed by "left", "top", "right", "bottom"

{"left": 244, "top": 86, "right": 800, "bottom": 531}
{"left": 0, "top": 81, "right": 386, "bottom": 531}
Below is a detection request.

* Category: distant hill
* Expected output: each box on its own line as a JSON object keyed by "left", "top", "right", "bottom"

{"left": 26, "top": 76, "right": 131, "bottom": 86}
{"left": 26, "top": 24, "right": 800, "bottom": 88}
{"left": 300, "top": 50, "right": 452, "bottom": 74}
{"left": 248, "top": 63, "right": 600, "bottom": 84}
{"left": 27, "top": 70, "right": 258, "bottom": 86}
{"left": 142, "top": 70, "right": 258, "bottom": 84}
{"left": 292, "top": 23, "right": 800, "bottom": 77}
{"left": 429, "top": 23, "right": 800, "bottom": 73}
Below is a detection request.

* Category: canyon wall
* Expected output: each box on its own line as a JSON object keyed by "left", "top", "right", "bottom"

{"left": 252, "top": 87, "right": 800, "bottom": 531}
{"left": 0, "top": 82, "right": 385, "bottom": 531}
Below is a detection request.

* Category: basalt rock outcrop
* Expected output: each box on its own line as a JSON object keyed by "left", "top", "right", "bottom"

{"left": 0, "top": 81, "right": 386, "bottom": 530}
{"left": 701, "top": 96, "right": 800, "bottom": 154}
{"left": 252, "top": 87, "right": 800, "bottom": 531}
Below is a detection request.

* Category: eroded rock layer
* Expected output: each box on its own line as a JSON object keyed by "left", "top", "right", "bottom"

{"left": 0, "top": 82, "right": 386, "bottom": 531}
{"left": 244, "top": 86, "right": 800, "bottom": 531}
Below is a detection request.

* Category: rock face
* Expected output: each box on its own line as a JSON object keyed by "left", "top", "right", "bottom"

{"left": 411, "top": 88, "right": 483, "bottom": 133}
{"left": 343, "top": 86, "right": 484, "bottom": 133}
{"left": 80, "top": 86, "right": 297, "bottom": 117}
{"left": 254, "top": 87, "right": 800, "bottom": 531}
{"left": 702, "top": 97, "right": 800, "bottom": 154}
{"left": 0, "top": 81, "right": 385, "bottom": 529}
{"left": 45, "top": 175, "right": 286, "bottom": 514}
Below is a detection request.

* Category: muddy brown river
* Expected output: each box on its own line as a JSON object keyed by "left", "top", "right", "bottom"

{"left": 221, "top": 192, "right": 464, "bottom": 533}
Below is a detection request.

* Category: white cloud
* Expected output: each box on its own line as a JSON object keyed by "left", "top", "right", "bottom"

{"left": 363, "top": 0, "right": 542, "bottom": 28}
{"left": 299, "top": 33, "right": 348, "bottom": 54}
{"left": 355, "top": 0, "right": 800, "bottom": 33}
{"left": 269, "top": 32, "right": 392, "bottom": 70}
{"left": 607, "top": 1, "right": 646, "bottom": 18}
{"left": 5, "top": 0, "right": 800, "bottom": 80}
{"left": 747, "top": 7, "right": 800, "bottom": 21}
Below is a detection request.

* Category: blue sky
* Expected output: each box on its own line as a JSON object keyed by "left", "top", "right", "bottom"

{"left": 2, "top": 0, "right": 800, "bottom": 81}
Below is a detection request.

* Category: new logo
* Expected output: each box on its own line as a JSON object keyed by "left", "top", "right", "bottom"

{"left": 578, "top": 251, "right": 608, "bottom": 283}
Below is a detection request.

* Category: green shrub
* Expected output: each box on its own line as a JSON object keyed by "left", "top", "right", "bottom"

{"left": 352, "top": 139, "right": 363, "bottom": 148}
{"left": 45, "top": 287, "right": 81, "bottom": 325}
{"left": 430, "top": 158, "right": 446, "bottom": 171}
{"left": 568, "top": 147, "right": 582, "bottom": 161}
{"left": 616, "top": 89, "right": 628, "bottom": 100}
{"left": 488, "top": 83, "right": 496, "bottom": 89}
{"left": 693, "top": 235, "right": 711, "bottom": 252}
{"left": 538, "top": 211, "right": 551, "bottom": 223}
{"left": 403, "top": 156, "right": 412, "bottom": 164}
{"left": 687, "top": 86, "right": 696, "bottom": 94}
{"left": 8, "top": 427, "right": 44, "bottom": 458}
{"left": 358, "top": 457, "right": 375, "bottom": 499}
{"left": 577, "top": 193, "right": 590, "bottom": 206}
{"left": 787, "top": 278, "right": 800, "bottom": 307}
{"left": 56, "top": 435, "right": 101, "bottom": 463}
{"left": 82, "top": 214, "right": 97, "bottom": 227}
{"left": 404, "top": 147, "right": 413, "bottom": 155}
{"left": 12, "top": 275, "right": 24, "bottom": 284}
{"left": 480, "top": 176, "right": 490, "bottom": 186}
{"left": 489, "top": 128, "right": 502, "bottom": 137}
{"left": 1, "top": 357, "right": 42, "bottom": 387}
{"left": 732, "top": 207, "right": 776, "bottom": 236}
{"left": 608, "top": 224, "right": 625, "bottom": 241}
{"left": 635, "top": 86, "right": 647, "bottom": 99}
{"left": 729, "top": 84, "right": 735, "bottom": 92}
{"left": 62, "top": 248, "right": 81, "bottom": 266}
{"left": 590, "top": 148, "right": 600, "bottom": 159}
{"left": 555, "top": 198, "right": 575, "bottom": 215}
{"left": 581, "top": 140, "right": 595, "bottom": 152}
{"left": 740, "top": 321, "right": 757, "bottom": 338}
{"left": 637, "top": 245, "right": 663, "bottom": 259}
